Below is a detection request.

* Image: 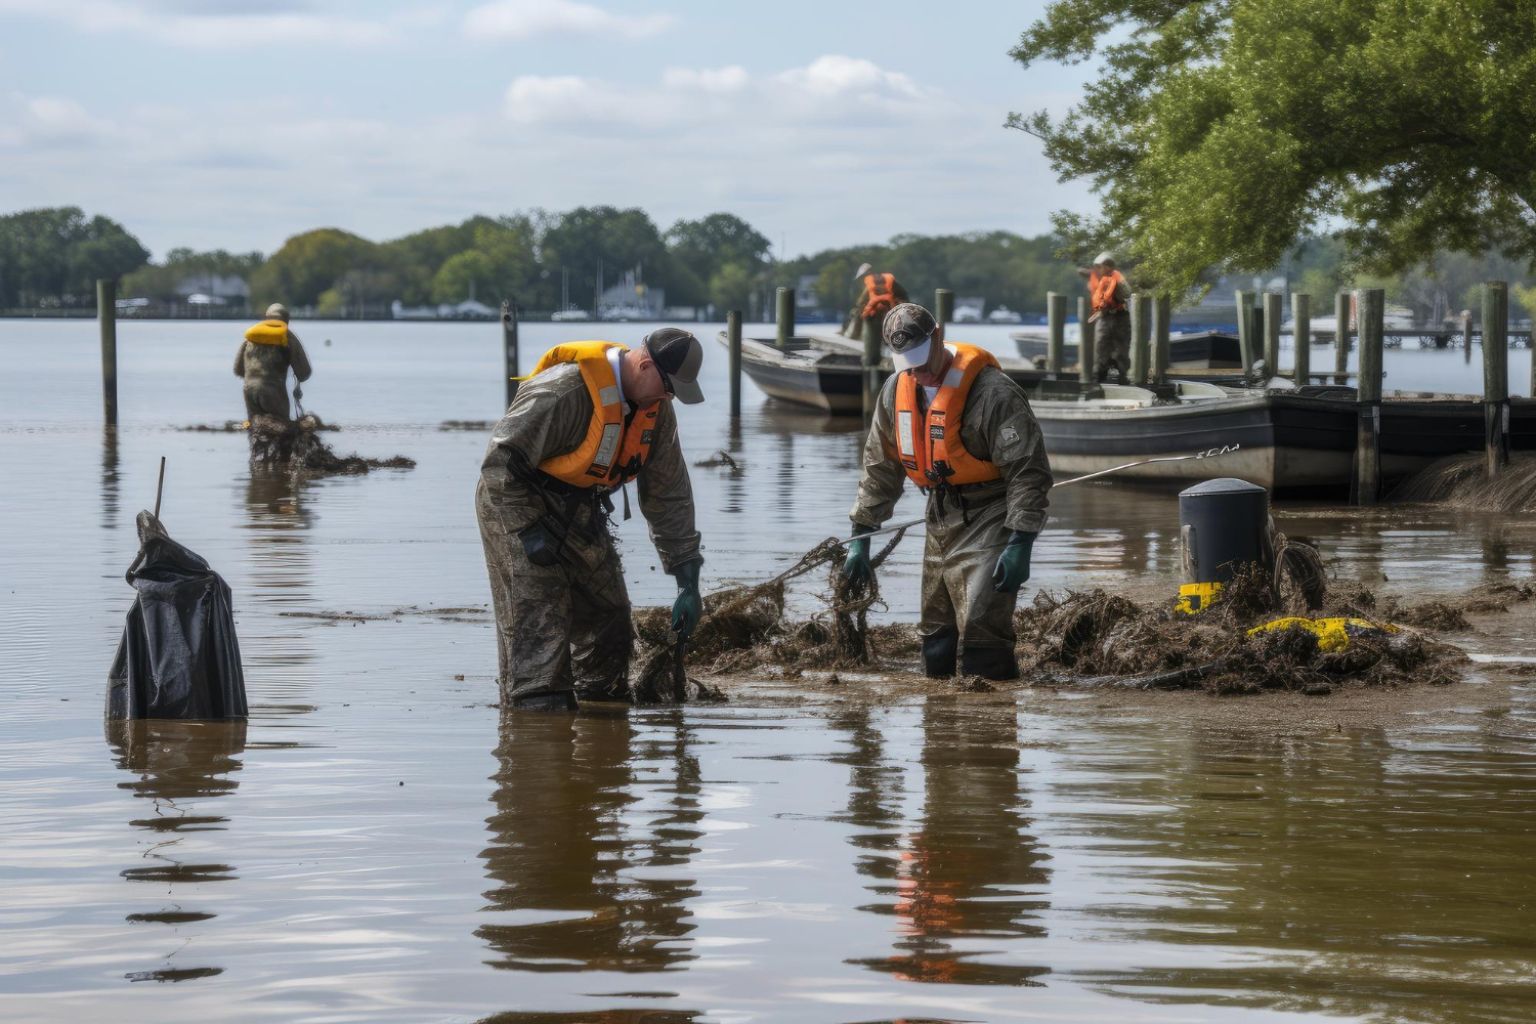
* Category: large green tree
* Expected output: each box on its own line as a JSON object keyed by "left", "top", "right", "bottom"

{"left": 1009, "top": 0, "right": 1536, "bottom": 294}
{"left": 249, "top": 228, "right": 380, "bottom": 308}
{"left": 0, "top": 207, "right": 147, "bottom": 306}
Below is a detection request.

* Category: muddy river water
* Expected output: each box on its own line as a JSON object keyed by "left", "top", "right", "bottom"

{"left": 3, "top": 321, "right": 1536, "bottom": 1022}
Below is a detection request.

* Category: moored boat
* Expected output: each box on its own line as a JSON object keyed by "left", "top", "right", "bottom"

{"left": 1011, "top": 329, "right": 1245, "bottom": 369}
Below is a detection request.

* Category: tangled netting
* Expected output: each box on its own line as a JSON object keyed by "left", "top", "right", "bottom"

{"left": 629, "top": 527, "right": 915, "bottom": 701}
{"left": 248, "top": 414, "right": 414, "bottom": 476}
{"left": 1014, "top": 567, "right": 1469, "bottom": 695}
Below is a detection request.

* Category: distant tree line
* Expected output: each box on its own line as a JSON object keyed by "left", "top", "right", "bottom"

{"left": 2, "top": 203, "right": 1532, "bottom": 322}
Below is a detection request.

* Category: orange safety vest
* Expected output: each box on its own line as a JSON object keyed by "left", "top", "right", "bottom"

{"left": 244, "top": 319, "right": 289, "bottom": 346}
{"left": 892, "top": 343, "right": 1004, "bottom": 489}
{"left": 525, "top": 341, "right": 658, "bottom": 489}
{"left": 1090, "top": 269, "right": 1127, "bottom": 313}
{"left": 862, "top": 272, "right": 897, "bottom": 319}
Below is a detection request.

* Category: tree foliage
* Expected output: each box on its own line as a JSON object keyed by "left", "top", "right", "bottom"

{"left": 0, "top": 207, "right": 148, "bottom": 307}
{"left": 1009, "top": 0, "right": 1536, "bottom": 294}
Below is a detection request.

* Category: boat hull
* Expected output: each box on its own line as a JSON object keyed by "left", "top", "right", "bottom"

{"left": 1012, "top": 330, "right": 1245, "bottom": 369}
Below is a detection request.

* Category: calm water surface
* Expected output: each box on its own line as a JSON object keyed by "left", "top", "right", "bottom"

{"left": 2, "top": 320, "right": 1535, "bottom": 1023}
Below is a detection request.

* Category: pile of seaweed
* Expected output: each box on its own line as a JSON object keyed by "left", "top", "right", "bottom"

{"left": 1392, "top": 452, "right": 1536, "bottom": 511}
{"left": 248, "top": 414, "right": 414, "bottom": 476}
{"left": 1013, "top": 569, "right": 1467, "bottom": 695}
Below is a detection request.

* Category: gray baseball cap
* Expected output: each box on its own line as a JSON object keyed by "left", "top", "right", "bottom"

{"left": 882, "top": 303, "right": 937, "bottom": 369}
{"left": 265, "top": 302, "right": 289, "bottom": 321}
{"left": 644, "top": 327, "right": 705, "bottom": 404}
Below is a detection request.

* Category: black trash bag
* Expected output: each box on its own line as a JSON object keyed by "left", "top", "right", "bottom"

{"left": 106, "top": 511, "right": 247, "bottom": 721}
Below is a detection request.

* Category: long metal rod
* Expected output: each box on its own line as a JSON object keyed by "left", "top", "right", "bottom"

{"left": 842, "top": 443, "right": 1242, "bottom": 543}
{"left": 153, "top": 456, "right": 166, "bottom": 519}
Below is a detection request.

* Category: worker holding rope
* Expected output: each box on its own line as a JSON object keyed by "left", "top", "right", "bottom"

{"left": 843, "top": 303, "right": 1053, "bottom": 680}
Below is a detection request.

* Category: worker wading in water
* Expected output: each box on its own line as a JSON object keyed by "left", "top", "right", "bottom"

{"left": 844, "top": 262, "right": 909, "bottom": 344}
{"left": 476, "top": 328, "right": 706, "bottom": 712}
{"left": 234, "top": 302, "right": 312, "bottom": 422}
{"left": 1078, "top": 252, "right": 1131, "bottom": 383}
{"left": 844, "top": 304, "right": 1052, "bottom": 680}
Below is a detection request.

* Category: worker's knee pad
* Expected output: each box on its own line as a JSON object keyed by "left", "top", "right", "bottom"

{"left": 961, "top": 645, "right": 1019, "bottom": 682}
{"left": 922, "top": 627, "right": 958, "bottom": 678}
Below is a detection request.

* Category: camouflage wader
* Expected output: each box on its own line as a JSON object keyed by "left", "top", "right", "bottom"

{"left": 1093, "top": 310, "right": 1132, "bottom": 384}
{"left": 475, "top": 478, "right": 634, "bottom": 708}
{"left": 918, "top": 493, "right": 1020, "bottom": 680}
{"left": 235, "top": 336, "right": 311, "bottom": 422}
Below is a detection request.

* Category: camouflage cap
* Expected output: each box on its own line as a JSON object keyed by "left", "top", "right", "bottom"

{"left": 882, "top": 302, "right": 937, "bottom": 369}
{"left": 265, "top": 302, "right": 290, "bottom": 321}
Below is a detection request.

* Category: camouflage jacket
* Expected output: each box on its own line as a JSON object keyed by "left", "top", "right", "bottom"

{"left": 479, "top": 362, "right": 702, "bottom": 572}
{"left": 233, "top": 333, "right": 312, "bottom": 385}
{"left": 850, "top": 365, "right": 1052, "bottom": 534}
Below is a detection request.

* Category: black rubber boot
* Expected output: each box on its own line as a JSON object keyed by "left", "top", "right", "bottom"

{"left": 961, "top": 645, "right": 1020, "bottom": 681}
{"left": 511, "top": 691, "right": 578, "bottom": 712}
{"left": 921, "top": 627, "right": 959, "bottom": 678}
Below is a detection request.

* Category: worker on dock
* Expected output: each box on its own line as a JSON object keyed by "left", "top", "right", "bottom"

{"left": 842, "top": 303, "right": 1052, "bottom": 680}
{"left": 844, "top": 263, "right": 909, "bottom": 344}
{"left": 1079, "top": 252, "right": 1131, "bottom": 383}
{"left": 476, "top": 329, "right": 706, "bottom": 712}
{"left": 234, "top": 302, "right": 312, "bottom": 422}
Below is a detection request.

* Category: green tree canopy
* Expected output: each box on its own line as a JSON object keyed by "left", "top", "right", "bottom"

{"left": 0, "top": 207, "right": 147, "bottom": 306}
{"left": 250, "top": 228, "right": 380, "bottom": 308}
{"left": 1009, "top": 0, "right": 1536, "bottom": 294}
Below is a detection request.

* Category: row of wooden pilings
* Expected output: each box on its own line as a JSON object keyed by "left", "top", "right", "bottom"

{"left": 717, "top": 282, "right": 1523, "bottom": 506}
{"left": 93, "top": 275, "right": 1518, "bottom": 506}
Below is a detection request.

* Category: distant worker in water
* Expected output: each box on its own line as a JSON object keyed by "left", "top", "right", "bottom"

{"left": 843, "top": 303, "right": 1052, "bottom": 681}
{"left": 1079, "top": 252, "right": 1131, "bottom": 383}
{"left": 234, "top": 302, "right": 312, "bottom": 422}
{"left": 843, "top": 262, "right": 909, "bottom": 344}
{"left": 476, "top": 329, "right": 706, "bottom": 712}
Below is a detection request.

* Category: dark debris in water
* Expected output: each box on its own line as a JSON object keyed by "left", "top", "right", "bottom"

{"left": 249, "top": 414, "right": 413, "bottom": 476}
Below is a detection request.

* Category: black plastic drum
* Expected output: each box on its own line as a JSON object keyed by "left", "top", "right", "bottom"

{"left": 1178, "top": 478, "right": 1269, "bottom": 584}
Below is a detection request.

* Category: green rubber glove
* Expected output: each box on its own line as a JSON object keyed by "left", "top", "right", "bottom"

{"left": 843, "top": 524, "right": 874, "bottom": 591}
{"left": 991, "top": 530, "right": 1037, "bottom": 593}
{"left": 671, "top": 559, "right": 703, "bottom": 638}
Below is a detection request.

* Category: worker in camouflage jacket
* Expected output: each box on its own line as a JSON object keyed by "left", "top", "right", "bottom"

{"left": 234, "top": 302, "right": 312, "bottom": 422}
{"left": 844, "top": 262, "right": 909, "bottom": 344}
{"left": 476, "top": 329, "right": 706, "bottom": 712}
{"left": 844, "top": 303, "right": 1052, "bottom": 680}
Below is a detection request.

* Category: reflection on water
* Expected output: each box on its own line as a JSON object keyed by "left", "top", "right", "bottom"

{"left": 1063, "top": 726, "right": 1536, "bottom": 1023}
{"left": 239, "top": 469, "right": 318, "bottom": 692}
{"left": 478, "top": 711, "right": 699, "bottom": 977}
{"left": 849, "top": 698, "right": 1051, "bottom": 987}
{"left": 108, "top": 719, "right": 246, "bottom": 984}
{"left": 100, "top": 427, "right": 120, "bottom": 531}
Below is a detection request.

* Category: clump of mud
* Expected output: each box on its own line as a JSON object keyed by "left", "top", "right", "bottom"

{"left": 249, "top": 414, "right": 414, "bottom": 476}
{"left": 1393, "top": 452, "right": 1536, "bottom": 511}
{"left": 180, "top": 416, "right": 339, "bottom": 433}
{"left": 1014, "top": 569, "right": 1467, "bottom": 695}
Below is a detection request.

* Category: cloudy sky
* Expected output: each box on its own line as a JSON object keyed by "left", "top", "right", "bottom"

{"left": 0, "top": 0, "right": 1097, "bottom": 259}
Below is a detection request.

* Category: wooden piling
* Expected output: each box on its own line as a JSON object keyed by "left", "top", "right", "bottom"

{"left": 1291, "top": 292, "right": 1311, "bottom": 384}
{"left": 934, "top": 288, "right": 954, "bottom": 327}
{"left": 775, "top": 287, "right": 793, "bottom": 350}
{"left": 1234, "top": 290, "right": 1254, "bottom": 373}
{"left": 1333, "top": 291, "right": 1351, "bottom": 384}
{"left": 1130, "top": 294, "right": 1151, "bottom": 385}
{"left": 1046, "top": 292, "right": 1066, "bottom": 376}
{"left": 1262, "top": 292, "right": 1282, "bottom": 377}
{"left": 1350, "top": 288, "right": 1384, "bottom": 505}
{"left": 98, "top": 278, "right": 118, "bottom": 425}
{"left": 1462, "top": 309, "right": 1473, "bottom": 366}
{"left": 501, "top": 299, "right": 520, "bottom": 407}
{"left": 1483, "top": 281, "right": 1510, "bottom": 477}
{"left": 1151, "top": 295, "right": 1171, "bottom": 384}
{"left": 727, "top": 310, "right": 743, "bottom": 419}
{"left": 1077, "top": 296, "right": 1095, "bottom": 386}
{"left": 862, "top": 327, "right": 881, "bottom": 424}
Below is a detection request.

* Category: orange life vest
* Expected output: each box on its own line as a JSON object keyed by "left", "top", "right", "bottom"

{"left": 526, "top": 341, "right": 658, "bottom": 490}
{"left": 862, "top": 272, "right": 897, "bottom": 319}
{"left": 892, "top": 343, "right": 1004, "bottom": 489}
{"left": 244, "top": 319, "right": 289, "bottom": 346}
{"left": 1090, "top": 269, "right": 1127, "bottom": 313}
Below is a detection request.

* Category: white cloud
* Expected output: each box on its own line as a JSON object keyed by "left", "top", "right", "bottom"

{"left": 464, "top": 0, "right": 673, "bottom": 41}
{"left": 662, "top": 66, "right": 749, "bottom": 94}
{"left": 0, "top": 0, "right": 432, "bottom": 47}
{"left": 0, "top": 93, "right": 116, "bottom": 148}
{"left": 776, "top": 54, "right": 924, "bottom": 102}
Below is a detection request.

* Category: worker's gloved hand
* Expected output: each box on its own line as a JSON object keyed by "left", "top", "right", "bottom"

{"left": 991, "top": 530, "right": 1037, "bottom": 593}
{"left": 671, "top": 559, "right": 703, "bottom": 638}
{"left": 843, "top": 524, "right": 875, "bottom": 592}
{"left": 518, "top": 520, "right": 560, "bottom": 567}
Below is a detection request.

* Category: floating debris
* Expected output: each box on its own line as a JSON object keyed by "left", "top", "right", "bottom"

{"left": 694, "top": 449, "right": 744, "bottom": 475}
{"left": 248, "top": 414, "right": 413, "bottom": 476}
{"left": 439, "top": 420, "right": 496, "bottom": 432}
{"left": 179, "top": 414, "right": 338, "bottom": 434}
